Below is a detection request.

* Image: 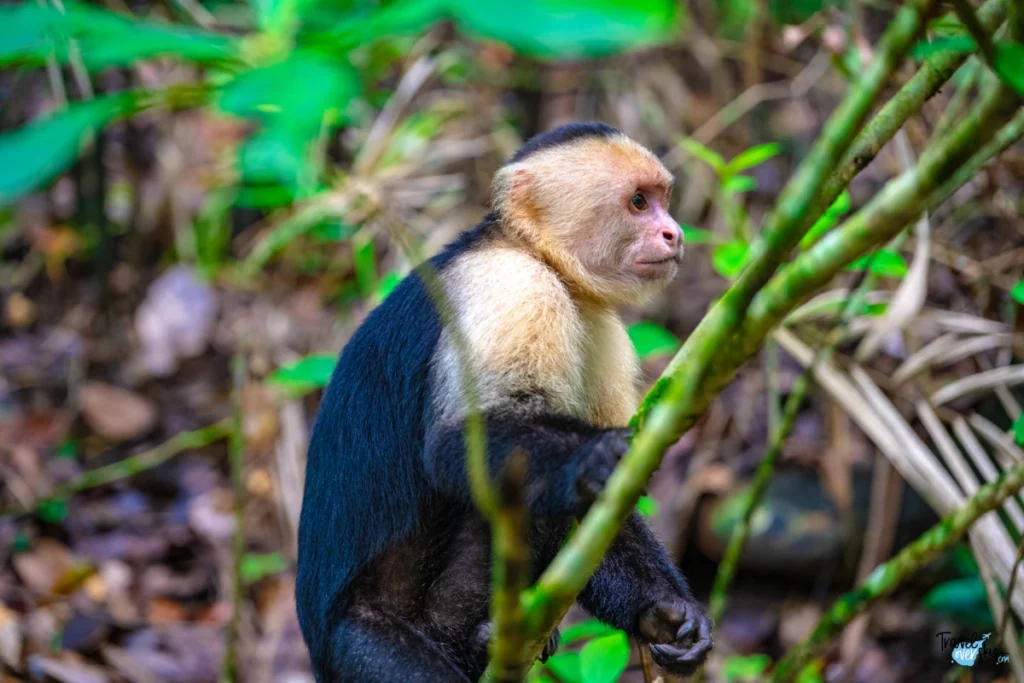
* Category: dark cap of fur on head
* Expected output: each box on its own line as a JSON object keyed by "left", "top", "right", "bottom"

{"left": 509, "top": 122, "right": 620, "bottom": 164}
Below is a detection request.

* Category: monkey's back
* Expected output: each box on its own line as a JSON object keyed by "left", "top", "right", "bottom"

{"left": 295, "top": 217, "right": 500, "bottom": 664}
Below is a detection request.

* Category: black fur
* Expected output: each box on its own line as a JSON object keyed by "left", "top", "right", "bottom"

{"left": 296, "top": 126, "right": 710, "bottom": 683}
{"left": 509, "top": 121, "right": 619, "bottom": 163}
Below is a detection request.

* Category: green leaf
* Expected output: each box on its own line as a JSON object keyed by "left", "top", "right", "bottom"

{"left": 579, "top": 631, "right": 630, "bottom": 683}
{"left": 845, "top": 249, "right": 908, "bottom": 278}
{"left": 923, "top": 577, "right": 993, "bottom": 628}
{"left": 627, "top": 321, "right": 680, "bottom": 361}
{"left": 0, "top": 95, "right": 128, "bottom": 206}
{"left": 727, "top": 142, "right": 781, "bottom": 174}
{"left": 951, "top": 543, "right": 980, "bottom": 577}
{"left": 800, "top": 190, "right": 851, "bottom": 249}
{"left": 796, "top": 661, "right": 825, "bottom": 683}
{"left": 448, "top": 0, "right": 684, "bottom": 59}
{"left": 909, "top": 35, "right": 976, "bottom": 59}
{"left": 769, "top": 0, "right": 830, "bottom": 25}
{"left": 1013, "top": 412, "right": 1024, "bottom": 447}
{"left": 712, "top": 240, "right": 750, "bottom": 279}
{"left": 545, "top": 651, "right": 583, "bottom": 682}
{"left": 681, "top": 224, "right": 716, "bottom": 244}
{"left": 1011, "top": 279, "right": 1024, "bottom": 305}
{"left": 637, "top": 495, "right": 659, "bottom": 518}
{"left": 374, "top": 271, "right": 403, "bottom": 303}
{"left": 559, "top": 619, "right": 618, "bottom": 646}
{"left": 354, "top": 238, "right": 377, "bottom": 296}
{"left": 722, "top": 654, "right": 772, "bottom": 682}
{"left": 723, "top": 174, "right": 757, "bottom": 194}
{"left": 0, "top": 1, "right": 236, "bottom": 70}
{"left": 219, "top": 50, "right": 360, "bottom": 205}
{"left": 994, "top": 42, "right": 1024, "bottom": 97}
{"left": 679, "top": 138, "right": 726, "bottom": 175}
{"left": 267, "top": 354, "right": 336, "bottom": 391}
{"left": 36, "top": 498, "right": 68, "bottom": 524}
{"left": 240, "top": 552, "right": 287, "bottom": 584}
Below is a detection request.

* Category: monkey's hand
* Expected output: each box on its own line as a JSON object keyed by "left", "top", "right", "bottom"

{"left": 638, "top": 599, "right": 713, "bottom": 677}
{"left": 574, "top": 428, "right": 632, "bottom": 503}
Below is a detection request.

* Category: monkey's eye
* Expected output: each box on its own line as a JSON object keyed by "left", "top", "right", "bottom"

{"left": 630, "top": 191, "right": 649, "bottom": 212}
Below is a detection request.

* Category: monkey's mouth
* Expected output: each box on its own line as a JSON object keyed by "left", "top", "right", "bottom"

{"left": 634, "top": 256, "right": 680, "bottom": 279}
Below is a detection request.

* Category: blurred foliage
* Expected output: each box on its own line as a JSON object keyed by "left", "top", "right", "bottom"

{"left": 0, "top": 0, "right": 686, "bottom": 211}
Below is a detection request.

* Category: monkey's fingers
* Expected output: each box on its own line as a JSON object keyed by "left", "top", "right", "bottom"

{"left": 649, "top": 616, "right": 713, "bottom": 675}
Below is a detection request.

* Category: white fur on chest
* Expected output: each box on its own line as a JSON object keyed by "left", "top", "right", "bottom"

{"left": 431, "top": 246, "right": 639, "bottom": 427}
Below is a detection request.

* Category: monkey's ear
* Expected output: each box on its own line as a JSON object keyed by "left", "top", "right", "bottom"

{"left": 506, "top": 167, "right": 538, "bottom": 218}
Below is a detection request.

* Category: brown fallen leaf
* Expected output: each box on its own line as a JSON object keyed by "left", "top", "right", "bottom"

{"left": 12, "top": 539, "right": 80, "bottom": 595}
{"left": 80, "top": 382, "right": 157, "bottom": 442}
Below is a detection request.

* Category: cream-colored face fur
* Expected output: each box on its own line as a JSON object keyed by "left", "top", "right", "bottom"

{"left": 492, "top": 134, "right": 681, "bottom": 306}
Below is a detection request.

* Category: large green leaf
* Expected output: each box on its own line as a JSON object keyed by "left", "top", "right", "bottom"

{"left": 544, "top": 651, "right": 582, "bottom": 682}
{"left": 627, "top": 321, "right": 680, "bottom": 360}
{"left": 1013, "top": 412, "right": 1024, "bottom": 447}
{"left": 267, "top": 354, "right": 337, "bottom": 391}
{"left": 578, "top": 631, "right": 630, "bottom": 683}
{"left": 0, "top": 1, "right": 236, "bottom": 69}
{"left": 923, "top": 577, "right": 994, "bottom": 628}
{"left": 449, "top": 0, "right": 683, "bottom": 59}
{"left": 0, "top": 95, "right": 129, "bottom": 206}
{"left": 219, "top": 50, "right": 360, "bottom": 205}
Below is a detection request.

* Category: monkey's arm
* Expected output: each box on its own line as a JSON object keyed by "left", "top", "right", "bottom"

{"left": 578, "top": 512, "right": 713, "bottom": 675}
{"left": 423, "top": 411, "right": 627, "bottom": 518}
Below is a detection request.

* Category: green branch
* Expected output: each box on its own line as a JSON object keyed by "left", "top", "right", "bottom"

{"left": 490, "top": 451, "right": 531, "bottom": 682}
{"left": 635, "top": 0, "right": 948, "bottom": 431}
{"left": 708, "top": 259, "right": 881, "bottom": 625}
{"left": 741, "top": 83, "right": 1022, "bottom": 351}
{"left": 0, "top": 418, "right": 232, "bottom": 519}
{"left": 771, "top": 458, "right": 1024, "bottom": 681}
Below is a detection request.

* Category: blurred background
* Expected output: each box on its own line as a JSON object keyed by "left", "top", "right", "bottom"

{"left": 1, "top": 0, "right": 1022, "bottom": 681}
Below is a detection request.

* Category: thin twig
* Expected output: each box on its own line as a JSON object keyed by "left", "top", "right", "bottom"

{"left": 222, "top": 352, "right": 246, "bottom": 683}
{"left": 0, "top": 419, "right": 231, "bottom": 519}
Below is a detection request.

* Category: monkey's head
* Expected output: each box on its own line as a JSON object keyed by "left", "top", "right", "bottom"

{"left": 493, "top": 123, "right": 681, "bottom": 306}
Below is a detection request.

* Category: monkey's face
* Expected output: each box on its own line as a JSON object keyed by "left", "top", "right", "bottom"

{"left": 496, "top": 135, "right": 682, "bottom": 305}
{"left": 616, "top": 185, "right": 681, "bottom": 282}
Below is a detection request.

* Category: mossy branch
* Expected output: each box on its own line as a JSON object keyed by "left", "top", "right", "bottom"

{"left": 707, "top": 260, "right": 880, "bottom": 625}
{"left": 770, "top": 458, "right": 1024, "bottom": 681}
{"left": 490, "top": 451, "right": 531, "bottom": 682}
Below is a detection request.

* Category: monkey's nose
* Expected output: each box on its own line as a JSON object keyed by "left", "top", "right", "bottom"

{"left": 661, "top": 227, "right": 679, "bottom": 247}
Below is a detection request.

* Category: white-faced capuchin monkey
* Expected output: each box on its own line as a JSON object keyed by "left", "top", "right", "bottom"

{"left": 296, "top": 122, "right": 714, "bottom": 682}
